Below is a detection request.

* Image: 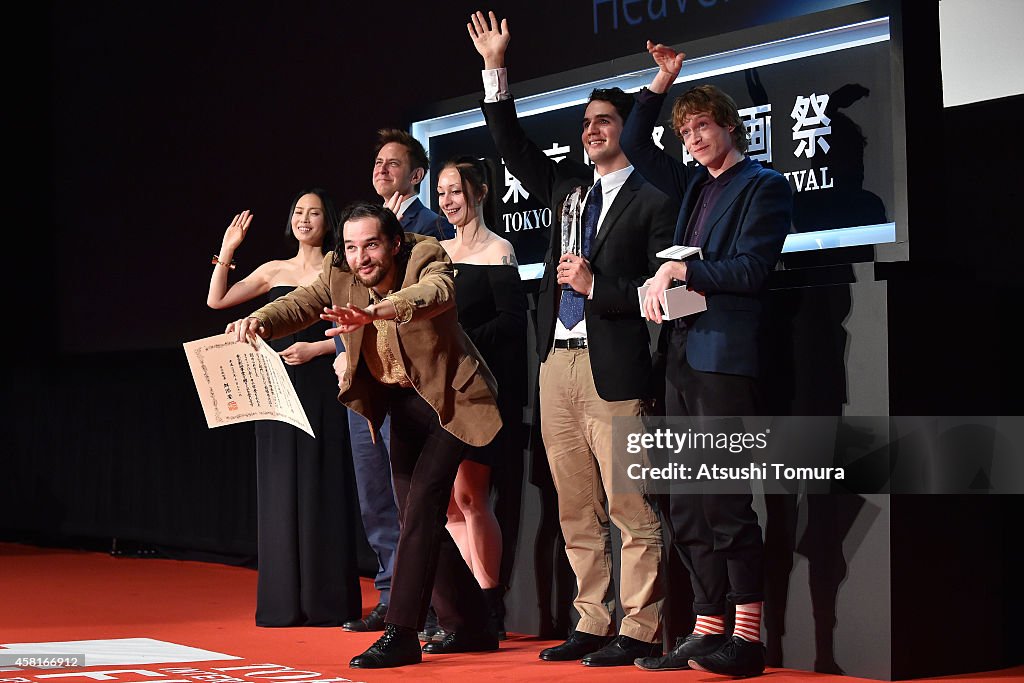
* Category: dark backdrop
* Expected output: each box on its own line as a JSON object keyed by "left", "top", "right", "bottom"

{"left": 42, "top": 0, "right": 576, "bottom": 354}
{"left": 23, "top": 0, "right": 876, "bottom": 354}
{"left": 6, "top": 2, "right": 1023, "bottom": 678}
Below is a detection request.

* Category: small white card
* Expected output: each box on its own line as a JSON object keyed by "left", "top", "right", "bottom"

{"left": 657, "top": 245, "right": 702, "bottom": 260}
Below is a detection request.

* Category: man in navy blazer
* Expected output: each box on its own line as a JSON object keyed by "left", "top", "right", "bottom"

{"left": 371, "top": 128, "right": 453, "bottom": 241}
{"left": 621, "top": 42, "right": 792, "bottom": 678}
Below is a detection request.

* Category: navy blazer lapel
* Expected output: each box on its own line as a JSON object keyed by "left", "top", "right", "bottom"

{"left": 699, "top": 160, "right": 760, "bottom": 250}
{"left": 400, "top": 199, "right": 423, "bottom": 226}
{"left": 588, "top": 172, "right": 641, "bottom": 262}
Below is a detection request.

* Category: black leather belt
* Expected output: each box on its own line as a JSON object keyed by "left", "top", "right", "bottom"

{"left": 554, "top": 338, "right": 587, "bottom": 349}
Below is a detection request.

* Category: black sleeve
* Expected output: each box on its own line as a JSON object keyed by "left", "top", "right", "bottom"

{"left": 481, "top": 97, "right": 588, "bottom": 208}
{"left": 620, "top": 88, "right": 693, "bottom": 204}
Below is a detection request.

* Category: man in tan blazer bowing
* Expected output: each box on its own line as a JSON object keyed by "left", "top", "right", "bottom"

{"left": 229, "top": 201, "right": 502, "bottom": 668}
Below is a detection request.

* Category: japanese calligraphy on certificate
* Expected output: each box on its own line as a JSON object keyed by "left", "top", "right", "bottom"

{"left": 183, "top": 334, "right": 314, "bottom": 437}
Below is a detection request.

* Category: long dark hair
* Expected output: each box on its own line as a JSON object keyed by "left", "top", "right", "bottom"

{"left": 283, "top": 187, "right": 339, "bottom": 253}
{"left": 331, "top": 201, "right": 412, "bottom": 270}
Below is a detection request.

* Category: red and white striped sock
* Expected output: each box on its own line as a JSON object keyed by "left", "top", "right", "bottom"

{"left": 692, "top": 614, "right": 725, "bottom": 636}
{"left": 734, "top": 602, "right": 763, "bottom": 642}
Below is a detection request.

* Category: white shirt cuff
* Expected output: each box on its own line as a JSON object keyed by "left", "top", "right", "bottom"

{"left": 482, "top": 67, "right": 510, "bottom": 102}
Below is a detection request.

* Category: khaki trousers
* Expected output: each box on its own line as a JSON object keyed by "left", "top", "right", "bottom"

{"left": 539, "top": 347, "right": 663, "bottom": 642}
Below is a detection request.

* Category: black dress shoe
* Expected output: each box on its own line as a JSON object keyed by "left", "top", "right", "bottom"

{"left": 688, "top": 635, "right": 766, "bottom": 677}
{"left": 342, "top": 602, "right": 387, "bottom": 632}
{"left": 635, "top": 633, "right": 728, "bottom": 671}
{"left": 539, "top": 631, "right": 611, "bottom": 662}
{"left": 581, "top": 634, "right": 660, "bottom": 667}
{"left": 421, "top": 629, "right": 499, "bottom": 654}
{"left": 349, "top": 624, "right": 422, "bottom": 669}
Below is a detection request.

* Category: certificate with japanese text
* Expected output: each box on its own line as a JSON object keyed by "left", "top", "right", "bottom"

{"left": 183, "top": 334, "right": 314, "bottom": 437}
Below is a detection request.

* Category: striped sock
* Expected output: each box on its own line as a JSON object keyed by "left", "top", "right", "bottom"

{"left": 734, "top": 602, "right": 763, "bottom": 642}
{"left": 693, "top": 614, "right": 725, "bottom": 636}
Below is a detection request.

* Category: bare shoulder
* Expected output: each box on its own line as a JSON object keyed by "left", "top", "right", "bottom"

{"left": 271, "top": 257, "right": 325, "bottom": 287}
{"left": 485, "top": 235, "right": 518, "bottom": 266}
{"left": 248, "top": 258, "right": 285, "bottom": 283}
{"left": 438, "top": 237, "right": 456, "bottom": 259}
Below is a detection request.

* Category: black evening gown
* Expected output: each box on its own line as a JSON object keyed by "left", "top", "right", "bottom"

{"left": 253, "top": 285, "right": 362, "bottom": 626}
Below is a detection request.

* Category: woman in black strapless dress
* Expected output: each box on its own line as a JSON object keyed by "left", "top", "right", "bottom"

{"left": 436, "top": 157, "right": 528, "bottom": 638}
{"left": 207, "top": 188, "right": 361, "bottom": 626}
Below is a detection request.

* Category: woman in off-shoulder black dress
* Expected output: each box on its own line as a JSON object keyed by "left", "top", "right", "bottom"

{"left": 436, "top": 156, "right": 527, "bottom": 638}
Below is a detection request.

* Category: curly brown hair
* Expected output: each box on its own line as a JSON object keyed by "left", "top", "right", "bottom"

{"left": 671, "top": 84, "right": 749, "bottom": 154}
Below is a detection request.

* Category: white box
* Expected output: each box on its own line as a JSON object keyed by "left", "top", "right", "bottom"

{"left": 638, "top": 246, "right": 706, "bottom": 320}
{"left": 638, "top": 283, "right": 707, "bottom": 320}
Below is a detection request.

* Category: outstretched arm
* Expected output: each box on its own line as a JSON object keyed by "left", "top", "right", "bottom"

{"left": 621, "top": 41, "right": 693, "bottom": 204}
{"left": 321, "top": 241, "right": 457, "bottom": 334}
{"left": 472, "top": 11, "right": 587, "bottom": 209}
{"left": 320, "top": 303, "right": 392, "bottom": 335}
{"left": 246, "top": 254, "right": 335, "bottom": 340}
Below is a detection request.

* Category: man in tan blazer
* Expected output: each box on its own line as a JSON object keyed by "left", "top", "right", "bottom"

{"left": 229, "top": 202, "right": 502, "bottom": 668}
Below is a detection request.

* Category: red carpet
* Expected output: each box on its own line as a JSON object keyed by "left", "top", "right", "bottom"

{"left": 1, "top": 543, "right": 1020, "bottom": 682}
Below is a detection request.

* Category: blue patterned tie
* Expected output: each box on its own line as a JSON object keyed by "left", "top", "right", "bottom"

{"left": 558, "top": 180, "right": 602, "bottom": 329}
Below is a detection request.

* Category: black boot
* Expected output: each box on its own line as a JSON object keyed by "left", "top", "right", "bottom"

{"left": 483, "top": 586, "right": 507, "bottom": 640}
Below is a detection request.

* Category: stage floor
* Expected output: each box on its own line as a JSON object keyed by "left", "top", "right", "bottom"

{"left": 0, "top": 542, "right": 1019, "bottom": 682}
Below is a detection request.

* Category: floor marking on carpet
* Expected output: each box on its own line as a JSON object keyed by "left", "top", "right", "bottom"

{"left": 0, "top": 642, "right": 366, "bottom": 683}
{"left": 0, "top": 639, "right": 240, "bottom": 670}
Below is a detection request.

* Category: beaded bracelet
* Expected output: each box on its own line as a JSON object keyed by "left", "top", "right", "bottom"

{"left": 211, "top": 255, "right": 236, "bottom": 270}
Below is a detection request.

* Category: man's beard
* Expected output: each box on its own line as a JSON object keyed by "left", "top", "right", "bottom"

{"left": 352, "top": 260, "right": 390, "bottom": 289}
